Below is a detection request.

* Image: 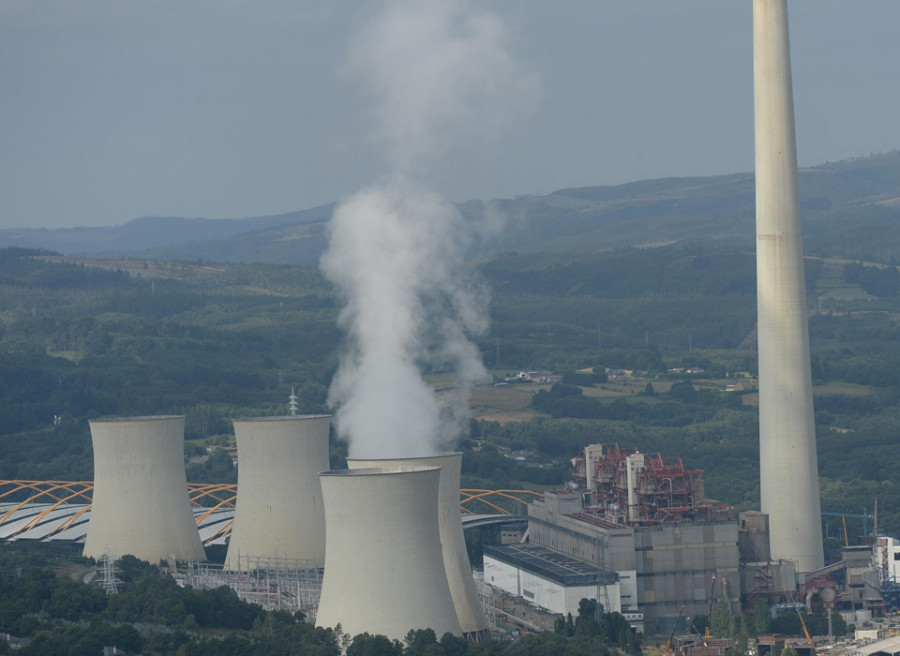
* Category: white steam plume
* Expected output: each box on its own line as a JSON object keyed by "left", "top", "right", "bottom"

{"left": 321, "top": 0, "right": 537, "bottom": 458}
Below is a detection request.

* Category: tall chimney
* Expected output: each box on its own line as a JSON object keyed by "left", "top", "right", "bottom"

{"left": 753, "top": 0, "right": 824, "bottom": 572}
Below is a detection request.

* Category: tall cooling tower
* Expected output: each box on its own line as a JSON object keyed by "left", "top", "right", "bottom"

{"left": 347, "top": 453, "right": 490, "bottom": 641}
{"left": 84, "top": 415, "right": 206, "bottom": 564}
{"left": 224, "top": 415, "right": 330, "bottom": 569}
{"left": 753, "top": 0, "right": 824, "bottom": 572}
{"left": 316, "top": 467, "right": 462, "bottom": 641}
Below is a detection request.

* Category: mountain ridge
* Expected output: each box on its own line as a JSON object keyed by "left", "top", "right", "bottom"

{"left": 3, "top": 150, "right": 898, "bottom": 265}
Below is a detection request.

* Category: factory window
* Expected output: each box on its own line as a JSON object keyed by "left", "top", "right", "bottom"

{"left": 894, "top": 553, "right": 900, "bottom": 561}
{"left": 523, "top": 590, "right": 535, "bottom": 599}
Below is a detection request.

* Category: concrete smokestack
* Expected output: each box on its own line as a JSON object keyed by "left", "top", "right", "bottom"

{"left": 347, "top": 453, "right": 490, "bottom": 641}
{"left": 84, "top": 415, "right": 206, "bottom": 564}
{"left": 316, "top": 467, "right": 462, "bottom": 641}
{"left": 224, "top": 415, "right": 330, "bottom": 569}
{"left": 753, "top": 0, "right": 824, "bottom": 572}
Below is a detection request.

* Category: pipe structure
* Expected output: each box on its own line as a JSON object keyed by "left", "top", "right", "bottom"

{"left": 316, "top": 467, "right": 462, "bottom": 641}
{"left": 347, "top": 453, "right": 490, "bottom": 641}
{"left": 224, "top": 415, "right": 330, "bottom": 570}
{"left": 753, "top": 0, "right": 824, "bottom": 572}
{"left": 83, "top": 415, "right": 206, "bottom": 564}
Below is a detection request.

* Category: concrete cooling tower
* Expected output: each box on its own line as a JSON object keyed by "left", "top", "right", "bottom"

{"left": 753, "top": 0, "right": 824, "bottom": 572}
{"left": 315, "top": 467, "right": 462, "bottom": 641}
{"left": 347, "top": 453, "right": 490, "bottom": 642}
{"left": 83, "top": 415, "right": 206, "bottom": 564}
{"left": 224, "top": 415, "right": 330, "bottom": 569}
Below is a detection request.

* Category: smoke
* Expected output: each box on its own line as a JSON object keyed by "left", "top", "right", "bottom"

{"left": 321, "top": 0, "right": 536, "bottom": 458}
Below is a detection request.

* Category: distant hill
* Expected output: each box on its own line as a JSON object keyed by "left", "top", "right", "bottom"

{"left": 2, "top": 150, "right": 899, "bottom": 265}
{"left": 0, "top": 204, "right": 334, "bottom": 261}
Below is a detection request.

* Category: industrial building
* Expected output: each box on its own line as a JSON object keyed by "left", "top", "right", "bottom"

{"left": 347, "top": 453, "right": 490, "bottom": 641}
{"left": 315, "top": 467, "right": 462, "bottom": 641}
{"left": 483, "top": 543, "right": 621, "bottom": 617}
{"left": 224, "top": 415, "right": 330, "bottom": 569}
{"left": 83, "top": 415, "right": 206, "bottom": 564}
{"left": 518, "top": 443, "right": 739, "bottom": 633}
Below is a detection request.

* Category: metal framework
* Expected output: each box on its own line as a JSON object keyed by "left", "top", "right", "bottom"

{"left": 573, "top": 444, "right": 732, "bottom": 525}
{"left": 0, "top": 480, "right": 545, "bottom": 541}
{"left": 177, "top": 556, "right": 322, "bottom": 619}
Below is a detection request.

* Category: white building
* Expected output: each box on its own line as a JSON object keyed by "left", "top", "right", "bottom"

{"left": 876, "top": 536, "right": 900, "bottom": 581}
{"left": 225, "top": 415, "right": 330, "bottom": 569}
{"left": 484, "top": 543, "right": 622, "bottom": 617}
{"left": 315, "top": 467, "right": 461, "bottom": 641}
{"left": 83, "top": 415, "right": 206, "bottom": 564}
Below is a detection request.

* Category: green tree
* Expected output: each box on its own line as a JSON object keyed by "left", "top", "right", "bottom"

{"left": 710, "top": 601, "right": 736, "bottom": 639}
{"left": 750, "top": 598, "right": 771, "bottom": 636}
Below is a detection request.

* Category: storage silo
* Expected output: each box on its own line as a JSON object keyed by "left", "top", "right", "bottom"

{"left": 224, "top": 415, "right": 330, "bottom": 569}
{"left": 315, "top": 467, "right": 462, "bottom": 641}
{"left": 347, "top": 453, "right": 490, "bottom": 641}
{"left": 83, "top": 415, "right": 206, "bottom": 564}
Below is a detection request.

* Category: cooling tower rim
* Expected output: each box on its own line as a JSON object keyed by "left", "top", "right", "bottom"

{"left": 346, "top": 451, "right": 463, "bottom": 463}
{"left": 231, "top": 414, "right": 332, "bottom": 423}
{"left": 90, "top": 415, "right": 184, "bottom": 424}
{"left": 320, "top": 466, "right": 440, "bottom": 478}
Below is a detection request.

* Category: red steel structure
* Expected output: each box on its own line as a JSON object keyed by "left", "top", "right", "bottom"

{"left": 574, "top": 443, "right": 731, "bottom": 525}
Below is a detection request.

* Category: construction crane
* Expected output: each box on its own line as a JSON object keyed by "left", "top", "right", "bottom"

{"left": 708, "top": 574, "right": 718, "bottom": 617}
{"left": 686, "top": 616, "right": 708, "bottom": 647}
{"left": 790, "top": 593, "right": 814, "bottom": 648}
{"left": 665, "top": 605, "right": 686, "bottom": 656}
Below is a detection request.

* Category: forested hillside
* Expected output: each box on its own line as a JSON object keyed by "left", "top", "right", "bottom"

{"left": 1, "top": 151, "right": 898, "bottom": 265}
{"left": 1, "top": 243, "right": 899, "bottom": 540}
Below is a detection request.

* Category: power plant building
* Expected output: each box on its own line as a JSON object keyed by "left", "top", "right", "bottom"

{"left": 521, "top": 444, "right": 740, "bottom": 632}
{"left": 753, "top": 0, "right": 824, "bottom": 573}
{"left": 315, "top": 467, "right": 462, "bottom": 641}
{"left": 83, "top": 415, "right": 206, "bottom": 564}
{"left": 347, "top": 453, "right": 490, "bottom": 641}
{"left": 225, "top": 415, "right": 330, "bottom": 569}
{"left": 484, "top": 543, "right": 622, "bottom": 617}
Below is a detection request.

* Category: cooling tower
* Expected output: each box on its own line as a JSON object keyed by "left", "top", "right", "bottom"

{"left": 224, "top": 415, "right": 330, "bottom": 569}
{"left": 753, "top": 0, "right": 824, "bottom": 572}
{"left": 316, "top": 467, "right": 462, "bottom": 641}
{"left": 83, "top": 415, "right": 206, "bottom": 564}
{"left": 347, "top": 453, "right": 490, "bottom": 641}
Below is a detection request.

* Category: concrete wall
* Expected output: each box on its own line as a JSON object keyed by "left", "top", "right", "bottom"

{"left": 224, "top": 415, "right": 330, "bottom": 569}
{"left": 528, "top": 492, "right": 636, "bottom": 571}
{"left": 84, "top": 415, "right": 206, "bottom": 564}
{"left": 634, "top": 522, "right": 741, "bottom": 630}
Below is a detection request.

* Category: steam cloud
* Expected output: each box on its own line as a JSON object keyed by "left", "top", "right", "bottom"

{"left": 320, "top": 0, "right": 536, "bottom": 458}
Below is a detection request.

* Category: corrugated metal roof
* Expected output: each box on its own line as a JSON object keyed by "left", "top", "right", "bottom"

{"left": 485, "top": 543, "right": 618, "bottom": 587}
{"left": 852, "top": 635, "right": 900, "bottom": 656}
{"left": 0, "top": 502, "right": 234, "bottom": 546}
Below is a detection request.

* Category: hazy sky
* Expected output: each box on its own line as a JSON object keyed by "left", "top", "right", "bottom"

{"left": 1, "top": 1, "right": 898, "bottom": 230}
